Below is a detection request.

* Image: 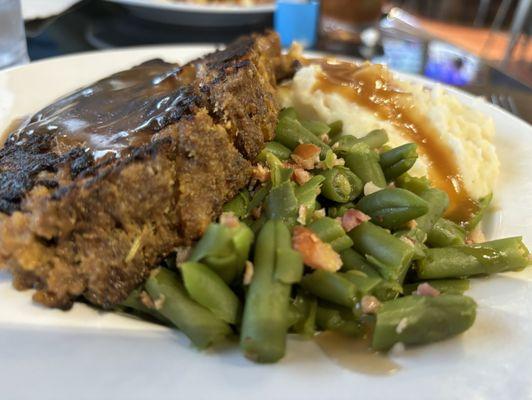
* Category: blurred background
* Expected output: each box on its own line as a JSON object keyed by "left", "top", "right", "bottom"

{"left": 11, "top": 0, "right": 532, "bottom": 121}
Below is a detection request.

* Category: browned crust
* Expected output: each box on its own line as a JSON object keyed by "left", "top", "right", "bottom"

{"left": 0, "top": 32, "right": 285, "bottom": 309}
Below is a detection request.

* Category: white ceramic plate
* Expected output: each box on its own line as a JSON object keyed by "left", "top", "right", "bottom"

{"left": 21, "top": 0, "right": 81, "bottom": 20}
{"left": 104, "top": 0, "right": 275, "bottom": 27}
{"left": 1, "top": 46, "right": 532, "bottom": 400}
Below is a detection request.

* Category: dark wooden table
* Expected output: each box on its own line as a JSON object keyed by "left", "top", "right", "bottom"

{"left": 24, "top": 0, "right": 531, "bottom": 123}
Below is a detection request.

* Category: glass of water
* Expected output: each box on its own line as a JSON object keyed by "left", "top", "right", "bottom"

{"left": 0, "top": 0, "right": 29, "bottom": 69}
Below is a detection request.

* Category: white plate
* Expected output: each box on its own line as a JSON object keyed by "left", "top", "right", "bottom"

{"left": 1, "top": 46, "right": 532, "bottom": 400}
{"left": 21, "top": 0, "right": 81, "bottom": 20}
{"left": 104, "top": 0, "right": 275, "bottom": 27}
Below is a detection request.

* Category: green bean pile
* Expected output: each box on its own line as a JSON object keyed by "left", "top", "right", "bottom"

{"left": 120, "top": 108, "right": 531, "bottom": 363}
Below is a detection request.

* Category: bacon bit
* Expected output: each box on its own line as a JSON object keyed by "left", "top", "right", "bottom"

{"left": 363, "top": 181, "right": 382, "bottom": 196}
{"left": 243, "top": 261, "right": 254, "bottom": 285}
{"left": 220, "top": 212, "right": 240, "bottom": 228}
{"left": 252, "top": 164, "right": 271, "bottom": 182}
{"left": 332, "top": 142, "right": 340, "bottom": 149}
{"left": 399, "top": 235, "right": 416, "bottom": 248}
{"left": 361, "top": 295, "right": 381, "bottom": 314}
{"left": 341, "top": 209, "right": 371, "bottom": 232}
{"left": 140, "top": 291, "right": 156, "bottom": 309}
{"left": 414, "top": 282, "right": 441, "bottom": 297}
{"left": 466, "top": 226, "right": 486, "bottom": 244}
{"left": 320, "top": 133, "right": 330, "bottom": 144}
{"left": 291, "top": 143, "right": 321, "bottom": 170}
{"left": 293, "top": 167, "right": 312, "bottom": 185}
{"left": 387, "top": 182, "right": 396, "bottom": 188}
{"left": 292, "top": 226, "right": 342, "bottom": 272}
{"left": 250, "top": 206, "right": 261, "bottom": 220}
{"left": 333, "top": 157, "right": 345, "bottom": 166}
{"left": 406, "top": 219, "right": 418, "bottom": 230}
{"left": 313, "top": 209, "right": 326, "bottom": 219}
{"left": 297, "top": 205, "right": 308, "bottom": 225}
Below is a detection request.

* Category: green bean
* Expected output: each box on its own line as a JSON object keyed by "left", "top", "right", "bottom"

{"left": 426, "top": 218, "right": 466, "bottom": 247}
{"left": 416, "top": 237, "right": 530, "bottom": 279}
{"left": 274, "top": 223, "right": 304, "bottom": 284}
{"left": 275, "top": 116, "right": 330, "bottom": 155}
{"left": 294, "top": 175, "right": 325, "bottom": 222}
{"left": 321, "top": 149, "right": 338, "bottom": 169}
{"left": 395, "top": 174, "right": 431, "bottom": 195}
{"left": 342, "top": 270, "right": 382, "bottom": 296}
{"left": 291, "top": 291, "right": 318, "bottom": 338}
{"left": 326, "top": 202, "right": 355, "bottom": 218}
{"left": 120, "top": 287, "right": 170, "bottom": 325}
{"left": 328, "top": 120, "right": 343, "bottom": 142}
{"left": 465, "top": 193, "right": 493, "bottom": 232}
{"left": 415, "top": 188, "right": 450, "bottom": 233}
{"left": 301, "top": 270, "right": 358, "bottom": 308}
{"left": 240, "top": 220, "right": 302, "bottom": 363}
{"left": 247, "top": 183, "right": 271, "bottom": 213}
{"left": 265, "top": 181, "right": 298, "bottom": 227}
{"left": 333, "top": 130, "right": 389, "bottom": 153}
{"left": 315, "top": 302, "right": 363, "bottom": 336}
{"left": 320, "top": 166, "right": 363, "bottom": 203}
{"left": 380, "top": 143, "right": 418, "bottom": 181}
{"left": 403, "top": 279, "right": 470, "bottom": 295}
{"left": 248, "top": 213, "right": 267, "bottom": 235}
{"left": 393, "top": 228, "right": 427, "bottom": 260}
{"left": 342, "top": 142, "right": 386, "bottom": 187}
{"left": 348, "top": 221, "right": 415, "bottom": 283}
{"left": 279, "top": 107, "right": 297, "bottom": 120}
{"left": 264, "top": 151, "right": 292, "bottom": 187}
{"left": 222, "top": 189, "right": 250, "bottom": 218}
{"left": 357, "top": 188, "right": 429, "bottom": 229}
{"left": 181, "top": 262, "right": 241, "bottom": 324}
{"left": 188, "top": 222, "right": 254, "bottom": 284}
{"left": 308, "top": 217, "right": 353, "bottom": 252}
{"left": 301, "top": 119, "right": 331, "bottom": 137}
{"left": 372, "top": 294, "right": 477, "bottom": 351}
{"left": 145, "top": 268, "right": 232, "bottom": 349}
{"left": 258, "top": 141, "right": 292, "bottom": 161}
{"left": 329, "top": 236, "right": 356, "bottom": 253}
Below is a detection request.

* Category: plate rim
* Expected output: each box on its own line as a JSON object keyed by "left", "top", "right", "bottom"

{"left": 103, "top": 0, "right": 275, "bottom": 14}
{"left": 4, "top": 44, "right": 529, "bottom": 130}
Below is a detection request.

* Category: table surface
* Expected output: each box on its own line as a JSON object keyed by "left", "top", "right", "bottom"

{"left": 23, "top": 0, "right": 531, "bottom": 123}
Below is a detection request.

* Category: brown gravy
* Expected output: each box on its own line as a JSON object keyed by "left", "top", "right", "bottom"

{"left": 311, "top": 59, "right": 478, "bottom": 224}
{"left": 6, "top": 60, "right": 193, "bottom": 159}
{"left": 315, "top": 332, "right": 400, "bottom": 375}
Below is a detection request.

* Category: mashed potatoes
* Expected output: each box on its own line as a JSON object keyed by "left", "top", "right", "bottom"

{"left": 278, "top": 64, "right": 499, "bottom": 200}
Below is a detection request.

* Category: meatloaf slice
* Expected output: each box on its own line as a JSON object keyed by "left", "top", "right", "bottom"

{"left": 0, "top": 32, "right": 283, "bottom": 309}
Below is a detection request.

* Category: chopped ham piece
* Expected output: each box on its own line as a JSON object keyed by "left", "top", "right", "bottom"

{"left": 320, "top": 133, "right": 330, "bottom": 144}
{"left": 361, "top": 295, "right": 381, "bottom": 314}
{"left": 292, "top": 226, "right": 342, "bottom": 272}
{"left": 406, "top": 219, "right": 418, "bottom": 229}
{"left": 220, "top": 212, "right": 240, "bottom": 228}
{"left": 291, "top": 143, "right": 321, "bottom": 170}
{"left": 252, "top": 164, "right": 271, "bottom": 182}
{"left": 414, "top": 282, "right": 441, "bottom": 297}
{"left": 297, "top": 205, "right": 308, "bottom": 225}
{"left": 293, "top": 167, "right": 312, "bottom": 185}
{"left": 341, "top": 209, "right": 371, "bottom": 232}
{"left": 243, "top": 261, "right": 254, "bottom": 285}
{"left": 466, "top": 226, "right": 486, "bottom": 244}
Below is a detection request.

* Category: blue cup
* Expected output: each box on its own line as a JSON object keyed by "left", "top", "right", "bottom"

{"left": 274, "top": 0, "right": 320, "bottom": 49}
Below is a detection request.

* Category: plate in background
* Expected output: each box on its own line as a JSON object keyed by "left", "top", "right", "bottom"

{"left": 104, "top": 0, "right": 275, "bottom": 27}
{"left": 0, "top": 46, "right": 532, "bottom": 400}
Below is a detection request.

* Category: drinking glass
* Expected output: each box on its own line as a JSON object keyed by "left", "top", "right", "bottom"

{"left": 0, "top": 0, "right": 29, "bottom": 69}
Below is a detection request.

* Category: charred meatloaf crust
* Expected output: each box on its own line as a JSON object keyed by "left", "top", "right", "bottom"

{"left": 0, "top": 31, "right": 285, "bottom": 309}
